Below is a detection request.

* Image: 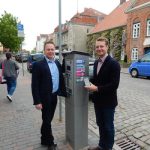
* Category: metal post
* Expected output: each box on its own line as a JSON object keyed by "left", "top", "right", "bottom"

{"left": 20, "top": 43, "right": 24, "bottom": 76}
{"left": 77, "top": 0, "right": 78, "bottom": 13}
{"left": 17, "top": 23, "right": 24, "bottom": 76}
{"left": 58, "top": 0, "right": 62, "bottom": 121}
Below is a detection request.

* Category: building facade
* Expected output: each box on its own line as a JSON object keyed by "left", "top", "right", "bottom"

{"left": 36, "top": 33, "right": 54, "bottom": 52}
{"left": 87, "top": 0, "right": 131, "bottom": 60}
{"left": 126, "top": 0, "right": 150, "bottom": 62}
{"left": 54, "top": 8, "right": 106, "bottom": 52}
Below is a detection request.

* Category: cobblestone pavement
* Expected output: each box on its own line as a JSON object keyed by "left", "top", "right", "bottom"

{"left": 0, "top": 64, "right": 150, "bottom": 150}
{"left": 89, "top": 71, "right": 150, "bottom": 150}
{"left": 0, "top": 67, "right": 99, "bottom": 150}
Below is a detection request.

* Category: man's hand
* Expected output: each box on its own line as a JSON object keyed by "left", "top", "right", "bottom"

{"left": 84, "top": 83, "right": 98, "bottom": 92}
{"left": 35, "top": 104, "right": 43, "bottom": 110}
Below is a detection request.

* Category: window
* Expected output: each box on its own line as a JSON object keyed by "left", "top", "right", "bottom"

{"left": 133, "top": 23, "right": 140, "bottom": 38}
{"left": 147, "top": 20, "right": 150, "bottom": 36}
{"left": 141, "top": 53, "right": 150, "bottom": 62}
{"left": 131, "top": 48, "right": 138, "bottom": 60}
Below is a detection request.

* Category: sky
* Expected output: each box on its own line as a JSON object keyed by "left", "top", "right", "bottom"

{"left": 0, "top": 0, "right": 120, "bottom": 50}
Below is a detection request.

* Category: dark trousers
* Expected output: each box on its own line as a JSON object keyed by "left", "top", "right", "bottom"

{"left": 41, "top": 94, "right": 57, "bottom": 145}
{"left": 5, "top": 77, "right": 17, "bottom": 96}
{"left": 94, "top": 104, "right": 115, "bottom": 150}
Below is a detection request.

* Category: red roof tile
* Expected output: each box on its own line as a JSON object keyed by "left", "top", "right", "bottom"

{"left": 91, "top": 0, "right": 131, "bottom": 34}
{"left": 54, "top": 8, "right": 106, "bottom": 33}
{"left": 81, "top": 8, "right": 106, "bottom": 17}
{"left": 70, "top": 8, "right": 106, "bottom": 25}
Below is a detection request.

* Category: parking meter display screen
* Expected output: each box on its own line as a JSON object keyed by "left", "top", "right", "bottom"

{"left": 67, "top": 66, "right": 71, "bottom": 71}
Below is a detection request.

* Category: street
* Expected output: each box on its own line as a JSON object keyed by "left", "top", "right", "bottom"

{"left": 89, "top": 72, "right": 150, "bottom": 149}
{"left": 0, "top": 65, "right": 150, "bottom": 149}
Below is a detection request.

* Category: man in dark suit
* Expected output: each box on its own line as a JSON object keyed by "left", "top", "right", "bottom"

{"left": 85, "top": 37, "right": 120, "bottom": 150}
{"left": 31, "top": 41, "right": 66, "bottom": 150}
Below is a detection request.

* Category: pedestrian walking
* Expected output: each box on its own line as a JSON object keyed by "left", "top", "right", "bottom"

{"left": 85, "top": 37, "right": 120, "bottom": 150}
{"left": 31, "top": 41, "right": 66, "bottom": 150}
{"left": 0, "top": 52, "right": 19, "bottom": 102}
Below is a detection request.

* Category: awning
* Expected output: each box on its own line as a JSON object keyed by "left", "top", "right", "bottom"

{"left": 143, "top": 38, "right": 150, "bottom": 47}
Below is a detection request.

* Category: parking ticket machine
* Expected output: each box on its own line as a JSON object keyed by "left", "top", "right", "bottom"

{"left": 64, "top": 51, "right": 89, "bottom": 150}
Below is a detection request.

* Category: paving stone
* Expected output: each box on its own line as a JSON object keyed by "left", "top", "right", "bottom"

{"left": 133, "top": 132, "right": 144, "bottom": 138}
{"left": 0, "top": 66, "right": 150, "bottom": 149}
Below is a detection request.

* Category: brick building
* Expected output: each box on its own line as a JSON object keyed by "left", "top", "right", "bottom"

{"left": 54, "top": 8, "right": 106, "bottom": 52}
{"left": 125, "top": 0, "right": 150, "bottom": 62}
{"left": 88, "top": 0, "right": 130, "bottom": 59}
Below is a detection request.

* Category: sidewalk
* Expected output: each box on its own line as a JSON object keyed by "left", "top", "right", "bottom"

{"left": 120, "top": 67, "right": 129, "bottom": 74}
{"left": 0, "top": 69, "right": 100, "bottom": 150}
{"left": 0, "top": 55, "right": 144, "bottom": 150}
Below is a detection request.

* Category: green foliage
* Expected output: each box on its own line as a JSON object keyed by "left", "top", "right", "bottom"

{"left": 87, "top": 33, "right": 101, "bottom": 55}
{"left": 101, "top": 30, "right": 111, "bottom": 53}
{"left": 87, "top": 27, "right": 124, "bottom": 61}
{"left": 0, "top": 11, "right": 24, "bottom": 52}
{"left": 109, "top": 28, "right": 123, "bottom": 61}
{"left": 31, "top": 50, "right": 36, "bottom": 54}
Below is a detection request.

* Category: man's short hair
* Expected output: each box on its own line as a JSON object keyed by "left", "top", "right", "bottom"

{"left": 44, "top": 41, "right": 55, "bottom": 50}
{"left": 96, "top": 37, "right": 109, "bottom": 46}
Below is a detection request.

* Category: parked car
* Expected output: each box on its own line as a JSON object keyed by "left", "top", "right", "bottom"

{"left": 15, "top": 52, "right": 21, "bottom": 61}
{"left": 27, "top": 53, "right": 44, "bottom": 73}
{"left": 15, "top": 52, "right": 29, "bottom": 62}
{"left": 129, "top": 52, "right": 150, "bottom": 78}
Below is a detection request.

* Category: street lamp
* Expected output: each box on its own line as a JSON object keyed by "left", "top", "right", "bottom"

{"left": 58, "top": 0, "right": 62, "bottom": 121}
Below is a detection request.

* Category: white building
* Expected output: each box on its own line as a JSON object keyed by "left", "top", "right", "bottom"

{"left": 36, "top": 33, "right": 54, "bottom": 52}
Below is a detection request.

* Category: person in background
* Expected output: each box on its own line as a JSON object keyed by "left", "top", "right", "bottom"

{"left": 0, "top": 52, "right": 19, "bottom": 102}
{"left": 31, "top": 41, "right": 66, "bottom": 150}
{"left": 85, "top": 37, "right": 120, "bottom": 150}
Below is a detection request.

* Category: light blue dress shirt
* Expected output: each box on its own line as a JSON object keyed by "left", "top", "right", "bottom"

{"left": 45, "top": 57, "right": 59, "bottom": 93}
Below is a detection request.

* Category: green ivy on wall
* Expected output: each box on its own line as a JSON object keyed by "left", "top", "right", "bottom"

{"left": 87, "top": 33, "right": 101, "bottom": 56}
{"left": 110, "top": 28, "right": 123, "bottom": 61}
{"left": 87, "top": 27, "right": 124, "bottom": 61}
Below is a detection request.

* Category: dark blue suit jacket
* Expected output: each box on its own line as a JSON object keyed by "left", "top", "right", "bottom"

{"left": 31, "top": 58, "right": 66, "bottom": 106}
{"left": 90, "top": 55, "right": 120, "bottom": 108}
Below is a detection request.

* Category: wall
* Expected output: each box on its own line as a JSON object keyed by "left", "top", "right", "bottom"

{"left": 126, "top": 6, "right": 150, "bottom": 62}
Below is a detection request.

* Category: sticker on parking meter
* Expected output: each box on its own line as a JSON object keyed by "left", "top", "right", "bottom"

{"left": 76, "top": 71, "right": 85, "bottom": 77}
{"left": 76, "top": 78, "right": 83, "bottom": 82}
{"left": 76, "top": 60, "right": 85, "bottom": 64}
{"left": 76, "top": 59, "right": 86, "bottom": 81}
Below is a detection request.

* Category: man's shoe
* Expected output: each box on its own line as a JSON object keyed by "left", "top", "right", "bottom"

{"left": 41, "top": 141, "right": 51, "bottom": 146}
{"left": 88, "top": 146, "right": 102, "bottom": 150}
{"left": 7, "top": 95, "right": 12, "bottom": 102}
{"left": 47, "top": 143, "right": 57, "bottom": 150}
{"left": 41, "top": 142, "right": 48, "bottom": 146}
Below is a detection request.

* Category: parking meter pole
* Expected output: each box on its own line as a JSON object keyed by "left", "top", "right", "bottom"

{"left": 58, "top": 0, "right": 62, "bottom": 121}
{"left": 17, "top": 23, "right": 24, "bottom": 76}
{"left": 20, "top": 43, "right": 24, "bottom": 76}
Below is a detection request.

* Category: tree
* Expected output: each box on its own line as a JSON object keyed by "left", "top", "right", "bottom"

{"left": 0, "top": 11, "right": 23, "bottom": 52}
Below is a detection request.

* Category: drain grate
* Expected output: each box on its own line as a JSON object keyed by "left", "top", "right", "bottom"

{"left": 116, "top": 138, "right": 142, "bottom": 150}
